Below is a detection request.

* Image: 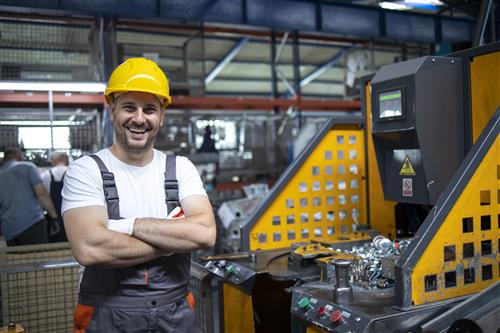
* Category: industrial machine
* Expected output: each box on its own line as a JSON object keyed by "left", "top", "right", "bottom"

{"left": 202, "top": 238, "right": 375, "bottom": 333}
{"left": 371, "top": 56, "right": 464, "bottom": 205}
{"left": 202, "top": 115, "right": 377, "bottom": 332}
{"left": 290, "top": 42, "right": 500, "bottom": 333}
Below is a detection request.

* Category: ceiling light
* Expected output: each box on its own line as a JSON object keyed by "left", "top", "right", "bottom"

{"left": 0, "top": 120, "right": 85, "bottom": 126}
{"left": 379, "top": 2, "right": 411, "bottom": 10}
{"left": 0, "top": 81, "right": 106, "bottom": 93}
{"left": 404, "top": 0, "right": 443, "bottom": 5}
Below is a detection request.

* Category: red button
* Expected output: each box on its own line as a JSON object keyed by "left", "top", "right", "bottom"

{"left": 317, "top": 307, "right": 326, "bottom": 316}
{"left": 330, "top": 309, "right": 342, "bottom": 323}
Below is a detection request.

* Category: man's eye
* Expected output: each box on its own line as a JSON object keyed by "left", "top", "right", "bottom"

{"left": 145, "top": 108, "right": 158, "bottom": 114}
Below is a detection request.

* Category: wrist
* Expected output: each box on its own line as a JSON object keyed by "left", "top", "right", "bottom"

{"left": 108, "top": 217, "right": 136, "bottom": 235}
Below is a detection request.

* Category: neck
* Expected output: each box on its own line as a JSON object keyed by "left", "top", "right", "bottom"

{"left": 109, "top": 144, "right": 154, "bottom": 167}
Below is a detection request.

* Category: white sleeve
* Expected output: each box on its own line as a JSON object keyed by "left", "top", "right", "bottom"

{"left": 61, "top": 156, "right": 106, "bottom": 215}
{"left": 176, "top": 156, "right": 207, "bottom": 202}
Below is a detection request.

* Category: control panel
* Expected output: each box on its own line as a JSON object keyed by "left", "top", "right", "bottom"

{"left": 291, "top": 291, "right": 367, "bottom": 333}
{"left": 204, "top": 260, "right": 256, "bottom": 287}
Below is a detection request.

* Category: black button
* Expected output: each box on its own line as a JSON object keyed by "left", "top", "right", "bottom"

{"left": 151, "top": 300, "right": 157, "bottom": 306}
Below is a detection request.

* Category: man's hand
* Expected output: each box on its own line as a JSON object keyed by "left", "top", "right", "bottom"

{"left": 64, "top": 206, "right": 166, "bottom": 268}
{"left": 133, "top": 195, "right": 216, "bottom": 252}
{"left": 167, "top": 207, "right": 184, "bottom": 219}
{"left": 48, "top": 217, "right": 60, "bottom": 236}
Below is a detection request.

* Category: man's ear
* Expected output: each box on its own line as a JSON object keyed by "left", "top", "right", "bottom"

{"left": 160, "top": 108, "right": 165, "bottom": 127}
{"left": 108, "top": 103, "right": 116, "bottom": 121}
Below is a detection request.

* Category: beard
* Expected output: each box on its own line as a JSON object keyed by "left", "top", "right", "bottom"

{"left": 114, "top": 124, "right": 158, "bottom": 153}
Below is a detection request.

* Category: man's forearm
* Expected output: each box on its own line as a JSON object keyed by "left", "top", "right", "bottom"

{"left": 36, "top": 190, "right": 58, "bottom": 218}
{"left": 65, "top": 214, "right": 167, "bottom": 268}
{"left": 89, "top": 229, "right": 166, "bottom": 268}
{"left": 133, "top": 215, "right": 216, "bottom": 253}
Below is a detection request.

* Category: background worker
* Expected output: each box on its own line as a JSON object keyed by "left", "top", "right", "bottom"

{"left": 41, "top": 151, "right": 69, "bottom": 242}
{"left": 62, "top": 57, "right": 216, "bottom": 332}
{"left": 0, "top": 147, "right": 58, "bottom": 245}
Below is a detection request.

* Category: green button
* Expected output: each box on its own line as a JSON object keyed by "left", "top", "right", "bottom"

{"left": 298, "top": 297, "right": 310, "bottom": 309}
{"left": 226, "top": 265, "right": 236, "bottom": 274}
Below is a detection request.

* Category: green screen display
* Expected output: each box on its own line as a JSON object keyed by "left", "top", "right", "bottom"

{"left": 379, "top": 90, "right": 402, "bottom": 119}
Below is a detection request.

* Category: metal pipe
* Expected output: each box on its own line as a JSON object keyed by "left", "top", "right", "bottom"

{"left": 488, "top": 2, "right": 496, "bottom": 42}
{"left": 472, "top": 0, "right": 493, "bottom": 47}
{"left": 48, "top": 90, "right": 54, "bottom": 150}
{"left": 0, "top": 93, "right": 362, "bottom": 110}
{"left": 274, "top": 32, "right": 289, "bottom": 64}
{"left": 204, "top": 37, "right": 250, "bottom": 85}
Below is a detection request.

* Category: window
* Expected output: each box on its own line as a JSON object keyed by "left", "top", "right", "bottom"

{"left": 481, "top": 240, "right": 492, "bottom": 255}
{"left": 462, "top": 217, "right": 473, "bottom": 233}
{"left": 463, "top": 243, "right": 474, "bottom": 258}
{"left": 424, "top": 274, "right": 437, "bottom": 292}
{"left": 481, "top": 215, "right": 491, "bottom": 230}
{"left": 272, "top": 216, "right": 281, "bottom": 226}
{"left": 444, "top": 245, "right": 455, "bottom": 262}
{"left": 444, "top": 271, "right": 456, "bottom": 288}
{"left": 464, "top": 267, "right": 475, "bottom": 284}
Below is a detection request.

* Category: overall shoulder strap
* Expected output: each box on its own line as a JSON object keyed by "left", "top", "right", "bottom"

{"left": 89, "top": 154, "right": 120, "bottom": 218}
{"left": 49, "top": 169, "right": 55, "bottom": 182}
{"left": 164, "top": 155, "right": 179, "bottom": 213}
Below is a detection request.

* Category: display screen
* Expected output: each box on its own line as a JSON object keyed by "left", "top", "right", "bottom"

{"left": 379, "top": 90, "right": 403, "bottom": 119}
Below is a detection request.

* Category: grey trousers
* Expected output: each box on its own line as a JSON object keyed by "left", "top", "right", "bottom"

{"left": 75, "top": 298, "right": 201, "bottom": 333}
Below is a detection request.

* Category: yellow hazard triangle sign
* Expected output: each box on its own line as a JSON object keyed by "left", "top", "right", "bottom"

{"left": 400, "top": 155, "right": 416, "bottom": 176}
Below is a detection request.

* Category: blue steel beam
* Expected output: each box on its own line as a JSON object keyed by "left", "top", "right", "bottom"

{"left": 204, "top": 37, "right": 250, "bottom": 85}
{"left": 300, "top": 47, "right": 355, "bottom": 88}
{"left": 0, "top": 0, "right": 475, "bottom": 43}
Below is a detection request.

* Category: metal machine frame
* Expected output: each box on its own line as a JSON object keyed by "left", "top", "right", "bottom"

{"left": 395, "top": 107, "right": 500, "bottom": 308}
{"left": 240, "top": 115, "right": 370, "bottom": 252}
{"left": 289, "top": 42, "right": 500, "bottom": 332}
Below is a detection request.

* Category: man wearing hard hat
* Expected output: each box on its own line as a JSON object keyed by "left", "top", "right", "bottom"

{"left": 62, "top": 58, "right": 216, "bottom": 332}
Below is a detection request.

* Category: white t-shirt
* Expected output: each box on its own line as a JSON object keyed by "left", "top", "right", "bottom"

{"left": 61, "top": 149, "right": 206, "bottom": 219}
{"left": 41, "top": 165, "right": 68, "bottom": 193}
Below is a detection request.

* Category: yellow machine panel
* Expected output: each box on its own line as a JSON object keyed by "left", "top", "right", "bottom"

{"left": 306, "top": 326, "right": 328, "bottom": 333}
{"left": 223, "top": 283, "right": 254, "bottom": 332}
{"left": 410, "top": 115, "right": 499, "bottom": 306}
{"left": 470, "top": 51, "right": 500, "bottom": 143}
{"left": 364, "top": 81, "right": 397, "bottom": 238}
{"left": 247, "top": 124, "right": 367, "bottom": 251}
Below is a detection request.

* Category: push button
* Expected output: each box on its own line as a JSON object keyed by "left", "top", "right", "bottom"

{"left": 330, "top": 309, "right": 342, "bottom": 323}
{"left": 298, "top": 297, "right": 310, "bottom": 310}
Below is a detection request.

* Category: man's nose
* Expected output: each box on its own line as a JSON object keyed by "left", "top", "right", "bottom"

{"left": 132, "top": 109, "right": 146, "bottom": 123}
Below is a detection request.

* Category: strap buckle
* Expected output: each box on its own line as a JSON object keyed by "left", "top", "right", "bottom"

{"left": 164, "top": 179, "right": 178, "bottom": 206}
{"left": 101, "top": 171, "right": 119, "bottom": 201}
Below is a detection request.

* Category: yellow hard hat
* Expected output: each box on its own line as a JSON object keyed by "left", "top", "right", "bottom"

{"left": 104, "top": 57, "right": 171, "bottom": 108}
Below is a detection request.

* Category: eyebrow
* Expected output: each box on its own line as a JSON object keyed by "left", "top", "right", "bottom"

{"left": 120, "top": 102, "right": 136, "bottom": 107}
{"left": 119, "top": 101, "right": 159, "bottom": 108}
{"left": 144, "top": 103, "right": 160, "bottom": 109}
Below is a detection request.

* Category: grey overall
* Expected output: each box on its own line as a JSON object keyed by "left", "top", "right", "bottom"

{"left": 73, "top": 155, "right": 200, "bottom": 333}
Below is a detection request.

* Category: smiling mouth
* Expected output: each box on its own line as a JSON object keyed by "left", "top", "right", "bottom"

{"left": 127, "top": 127, "right": 149, "bottom": 139}
{"left": 128, "top": 128, "right": 147, "bottom": 134}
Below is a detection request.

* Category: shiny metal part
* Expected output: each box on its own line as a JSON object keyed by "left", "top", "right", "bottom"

{"left": 332, "top": 258, "right": 353, "bottom": 303}
{"left": 329, "top": 237, "right": 414, "bottom": 289}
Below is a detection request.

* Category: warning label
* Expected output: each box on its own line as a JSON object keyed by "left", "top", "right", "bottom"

{"left": 400, "top": 155, "right": 416, "bottom": 176}
{"left": 402, "top": 178, "right": 413, "bottom": 197}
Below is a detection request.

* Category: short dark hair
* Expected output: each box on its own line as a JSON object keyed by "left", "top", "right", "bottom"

{"left": 3, "top": 147, "right": 23, "bottom": 161}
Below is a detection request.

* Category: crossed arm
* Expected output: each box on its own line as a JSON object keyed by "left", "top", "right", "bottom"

{"left": 63, "top": 194, "right": 216, "bottom": 268}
